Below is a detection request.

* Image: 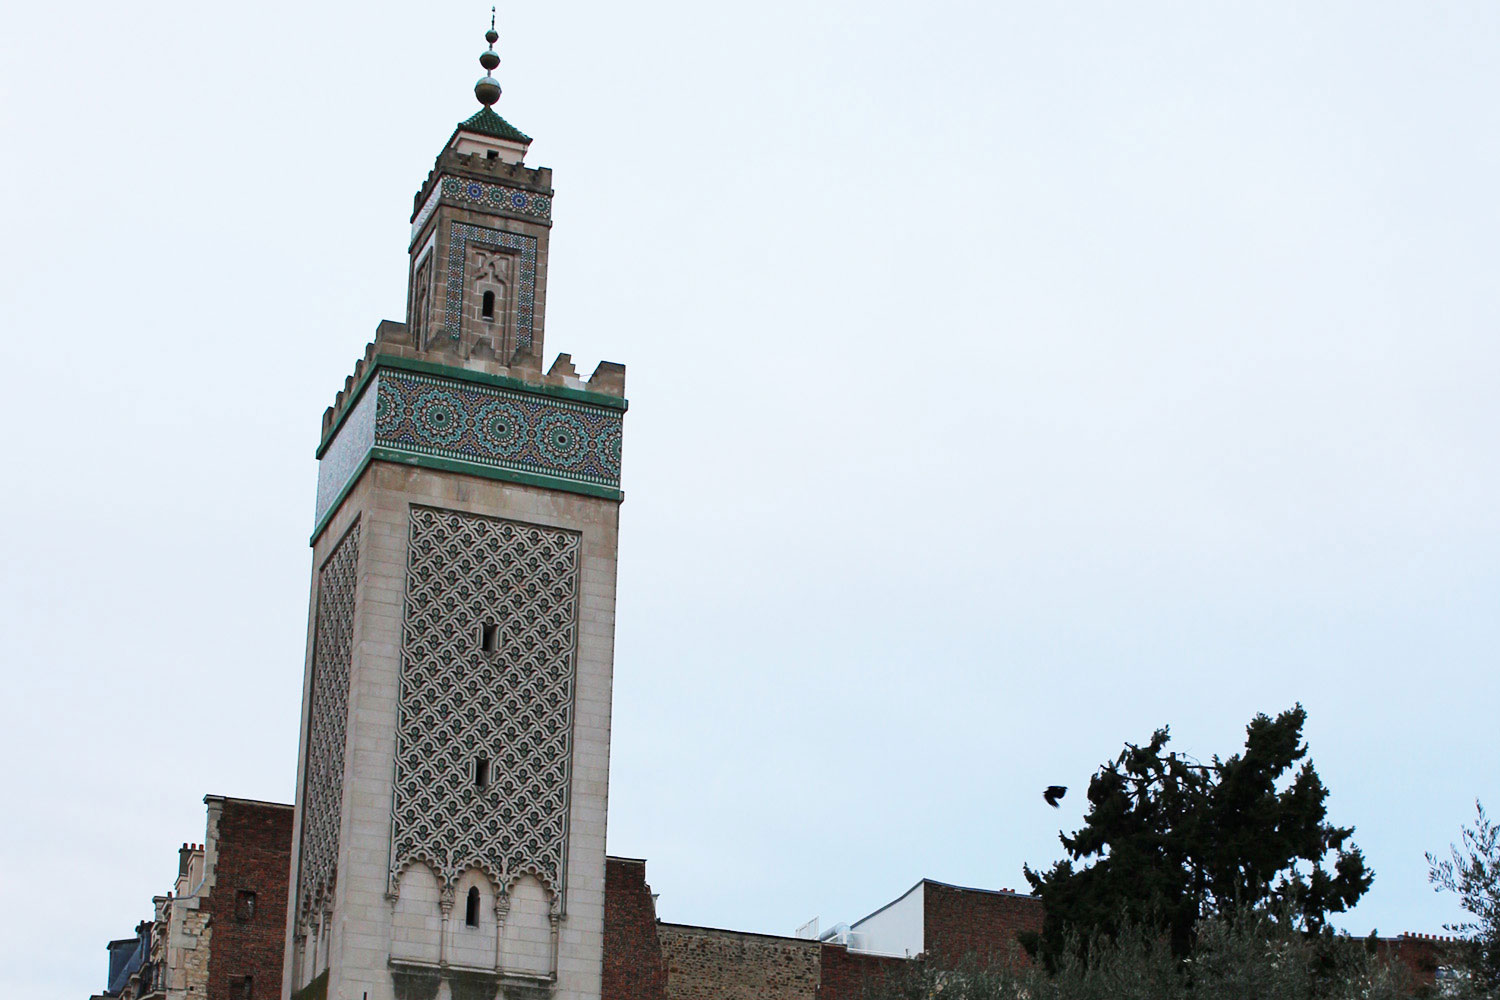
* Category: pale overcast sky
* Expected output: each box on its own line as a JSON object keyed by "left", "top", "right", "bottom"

{"left": 2, "top": 2, "right": 1497, "bottom": 997}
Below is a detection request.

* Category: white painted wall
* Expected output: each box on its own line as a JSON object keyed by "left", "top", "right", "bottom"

{"left": 849, "top": 881, "right": 925, "bottom": 958}
{"left": 450, "top": 133, "right": 528, "bottom": 163}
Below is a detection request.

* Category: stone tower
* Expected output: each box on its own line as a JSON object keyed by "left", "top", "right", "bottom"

{"left": 284, "top": 22, "right": 627, "bottom": 1000}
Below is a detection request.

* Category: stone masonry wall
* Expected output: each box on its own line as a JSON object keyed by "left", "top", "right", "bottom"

{"left": 658, "top": 924, "right": 820, "bottom": 1000}
{"left": 289, "top": 461, "right": 621, "bottom": 1000}
{"left": 922, "top": 882, "right": 1043, "bottom": 970}
{"left": 602, "top": 858, "right": 667, "bottom": 1000}
{"left": 204, "top": 798, "right": 294, "bottom": 1000}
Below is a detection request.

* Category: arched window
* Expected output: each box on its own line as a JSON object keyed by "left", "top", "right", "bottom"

{"left": 481, "top": 290, "right": 496, "bottom": 320}
{"left": 465, "top": 886, "right": 480, "bottom": 927}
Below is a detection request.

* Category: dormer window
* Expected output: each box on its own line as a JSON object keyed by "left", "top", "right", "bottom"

{"left": 481, "top": 290, "right": 496, "bottom": 321}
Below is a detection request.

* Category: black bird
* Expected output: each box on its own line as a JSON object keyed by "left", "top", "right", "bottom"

{"left": 1044, "top": 785, "right": 1067, "bottom": 808}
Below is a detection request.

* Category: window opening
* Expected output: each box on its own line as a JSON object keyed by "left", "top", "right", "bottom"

{"left": 465, "top": 887, "right": 480, "bottom": 927}
{"left": 475, "top": 756, "right": 490, "bottom": 789}
{"left": 480, "top": 623, "right": 499, "bottom": 652}
{"left": 235, "top": 889, "right": 257, "bottom": 922}
{"left": 486, "top": 150, "right": 499, "bottom": 160}
{"left": 481, "top": 290, "right": 496, "bottom": 320}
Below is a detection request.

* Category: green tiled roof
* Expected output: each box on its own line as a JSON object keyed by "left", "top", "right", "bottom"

{"left": 456, "top": 107, "right": 531, "bottom": 144}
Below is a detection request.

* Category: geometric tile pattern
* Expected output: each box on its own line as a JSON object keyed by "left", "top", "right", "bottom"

{"left": 296, "top": 523, "right": 360, "bottom": 922}
{"left": 390, "top": 507, "right": 580, "bottom": 896}
{"left": 443, "top": 224, "right": 538, "bottom": 351}
{"left": 443, "top": 175, "right": 552, "bottom": 221}
{"left": 410, "top": 176, "right": 552, "bottom": 245}
{"left": 375, "top": 370, "right": 623, "bottom": 489}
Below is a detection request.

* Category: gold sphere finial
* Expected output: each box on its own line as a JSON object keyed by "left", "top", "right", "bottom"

{"left": 475, "top": 7, "right": 502, "bottom": 107}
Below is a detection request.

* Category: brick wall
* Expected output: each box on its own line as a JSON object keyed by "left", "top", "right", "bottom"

{"left": 203, "top": 798, "right": 294, "bottom": 1000}
{"left": 817, "top": 942, "right": 905, "bottom": 1000}
{"left": 922, "top": 881, "right": 1043, "bottom": 970}
{"left": 658, "top": 923, "right": 820, "bottom": 1000}
{"left": 603, "top": 857, "right": 667, "bottom": 1000}
{"left": 1375, "top": 933, "right": 1452, "bottom": 991}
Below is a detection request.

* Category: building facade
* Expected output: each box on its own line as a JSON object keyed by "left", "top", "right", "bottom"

{"left": 283, "top": 22, "right": 628, "bottom": 1000}
{"left": 91, "top": 796, "right": 294, "bottom": 1000}
{"left": 92, "top": 821, "right": 1456, "bottom": 999}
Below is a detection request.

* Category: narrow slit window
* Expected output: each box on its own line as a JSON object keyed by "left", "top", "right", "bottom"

{"left": 481, "top": 290, "right": 496, "bottom": 320}
{"left": 235, "top": 889, "right": 257, "bottom": 922}
{"left": 465, "top": 887, "right": 480, "bottom": 927}
{"left": 479, "top": 623, "right": 499, "bottom": 652}
{"left": 475, "top": 756, "right": 490, "bottom": 789}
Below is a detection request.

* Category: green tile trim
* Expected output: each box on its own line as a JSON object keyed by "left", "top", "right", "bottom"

{"left": 455, "top": 107, "right": 532, "bottom": 143}
{"left": 316, "top": 353, "right": 628, "bottom": 459}
{"left": 309, "top": 451, "right": 375, "bottom": 547}
{"left": 309, "top": 448, "right": 623, "bottom": 547}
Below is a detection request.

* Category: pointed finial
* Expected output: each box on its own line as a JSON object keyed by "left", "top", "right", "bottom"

{"left": 475, "top": 8, "right": 502, "bottom": 107}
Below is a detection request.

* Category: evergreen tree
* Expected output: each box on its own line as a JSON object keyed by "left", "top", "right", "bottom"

{"left": 1021, "top": 705, "right": 1372, "bottom": 968}
{"left": 1427, "top": 800, "right": 1500, "bottom": 997}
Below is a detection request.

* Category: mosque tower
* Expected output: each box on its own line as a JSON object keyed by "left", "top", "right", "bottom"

{"left": 284, "top": 18, "right": 627, "bottom": 1000}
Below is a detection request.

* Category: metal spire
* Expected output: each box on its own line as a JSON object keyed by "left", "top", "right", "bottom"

{"left": 475, "top": 8, "right": 502, "bottom": 107}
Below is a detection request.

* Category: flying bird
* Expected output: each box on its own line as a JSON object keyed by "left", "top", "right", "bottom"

{"left": 1044, "top": 785, "right": 1067, "bottom": 808}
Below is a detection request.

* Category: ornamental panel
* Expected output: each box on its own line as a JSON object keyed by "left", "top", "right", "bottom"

{"left": 390, "top": 506, "right": 581, "bottom": 899}
{"left": 296, "top": 523, "right": 360, "bottom": 921}
{"left": 444, "top": 224, "right": 538, "bottom": 351}
{"left": 375, "top": 370, "right": 623, "bottom": 488}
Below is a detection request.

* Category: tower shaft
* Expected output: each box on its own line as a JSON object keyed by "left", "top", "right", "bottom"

{"left": 284, "top": 29, "right": 627, "bottom": 1000}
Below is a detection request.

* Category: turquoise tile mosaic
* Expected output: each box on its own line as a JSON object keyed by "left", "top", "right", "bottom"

{"left": 314, "top": 363, "right": 623, "bottom": 535}
{"left": 443, "top": 175, "right": 551, "bottom": 220}
{"left": 410, "top": 174, "right": 552, "bottom": 245}
{"left": 376, "top": 370, "right": 620, "bottom": 483}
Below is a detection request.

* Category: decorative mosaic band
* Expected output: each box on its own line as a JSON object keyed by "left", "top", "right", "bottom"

{"left": 377, "top": 369, "right": 621, "bottom": 483}
{"left": 445, "top": 223, "right": 537, "bottom": 351}
{"left": 410, "top": 174, "right": 552, "bottom": 243}
{"left": 314, "top": 364, "right": 624, "bottom": 534}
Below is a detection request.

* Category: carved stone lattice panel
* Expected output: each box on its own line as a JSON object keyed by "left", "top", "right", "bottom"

{"left": 296, "top": 523, "right": 360, "bottom": 921}
{"left": 391, "top": 506, "right": 580, "bottom": 899}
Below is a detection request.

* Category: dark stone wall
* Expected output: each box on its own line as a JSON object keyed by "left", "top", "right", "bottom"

{"left": 657, "top": 924, "right": 820, "bottom": 1000}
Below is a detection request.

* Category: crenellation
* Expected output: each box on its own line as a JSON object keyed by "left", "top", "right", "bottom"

{"left": 411, "top": 152, "right": 555, "bottom": 222}
{"left": 587, "top": 361, "right": 627, "bottom": 397}
{"left": 548, "top": 352, "right": 580, "bottom": 381}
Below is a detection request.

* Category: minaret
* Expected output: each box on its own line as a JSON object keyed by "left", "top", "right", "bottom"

{"left": 284, "top": 18, "right": 627, "bottom": 1000}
